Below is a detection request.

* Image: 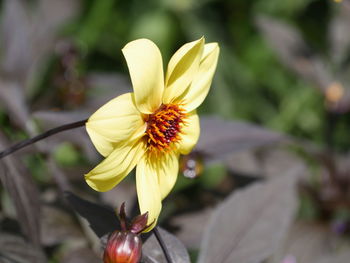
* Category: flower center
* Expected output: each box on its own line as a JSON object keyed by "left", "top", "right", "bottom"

{"left": 145, "top": 104, "right": 186, "bottom": 153}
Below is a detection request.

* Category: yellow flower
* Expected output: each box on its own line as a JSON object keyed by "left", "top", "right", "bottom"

{"left": 85, "top": 37, "right": 219, "bottom": 230}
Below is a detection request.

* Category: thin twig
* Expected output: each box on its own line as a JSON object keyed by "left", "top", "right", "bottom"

{"left": 0, "top": 119, "right": 87, "bottom": 159}
{"left": 153, "top": 227, "right": 173, "bottom": 263}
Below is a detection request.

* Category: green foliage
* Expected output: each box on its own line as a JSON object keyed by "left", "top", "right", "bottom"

{"left": 299, "top": 193, "right": 320, "bottom": 220}
{"left": 24, "top": 155, "right": 49, "bottom": 183}
{"left": 200, "top": 163, "right": 227, "bottom": 189}
{"left": 76, "top": 0, "right": 117, "bottom": 50}
{"left": 53, "top": 143, "right": 81, "bottom": 167}
{"left": 254, "top": 0, "right": 316, "bottom": 17}
{"left": 35, "top": 0, "right": 345, "bottom": 150}
{"left": 333, "top": 208, "right": 350, "bottom": 221}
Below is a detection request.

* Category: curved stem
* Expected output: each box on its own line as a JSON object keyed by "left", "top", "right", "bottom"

{"left": 153, "top": 227, "right": 173, "bottom": 263}
{"left": 0, "top": 119, "right": 87, "bottom": 159}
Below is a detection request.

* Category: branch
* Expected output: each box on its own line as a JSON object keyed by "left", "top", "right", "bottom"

{"left": 0, "top": 119, "right": 87, "bottom": 159}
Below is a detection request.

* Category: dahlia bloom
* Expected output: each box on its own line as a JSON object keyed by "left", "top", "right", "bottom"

{"left": 85, "top": 37, "right": 219, "bottom": 230}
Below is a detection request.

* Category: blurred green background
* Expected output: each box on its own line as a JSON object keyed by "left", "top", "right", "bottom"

{"left": 56, "top": 0, "right": 347, "bottom": 149}
{"left": 2, "top": 0, "right": 349, "bottom": 149}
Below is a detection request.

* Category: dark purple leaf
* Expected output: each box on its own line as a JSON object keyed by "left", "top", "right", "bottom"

{"left": 198, "top": 168, "right": 301, "bottom": 263}
{"left": 196, "top": 116, "right": 287, "bottom": 162}
{"left": 0, "top": 233, "right": 46, "bottom": 263}
{"left": 170, "top": 208, "right": 213, "bottom": 250}
{"left": 142, "top": 227, "right": 190, "bottom": 263}
{"left": 0, "top": 0, "right": 32, "bottom": 80}
{"left": 271, "top": 222, "right": 350, "bottom": 263}
{"left": 1, "top": 0, "right": 80, "bottom": 87}
{"left": 0, "top": 132, "right": 41, "bottom": 247}
{"left": 0, "top": 80, "right": 29, "bottom": 129}
{"left": 256, "top": 15, "right": 350, "bottom": 113}
{"left": 85, "top": 72, "right": 132, "bottom": 110}
{"left": 59, "top": 247, "right": 101, "bottom": 263}
{"left": 226, "top": 147, "right": 306, "bottom": 180}
{"left": 329, "top": 1, "right": 350, "bottom": 64}
{"left": 65, "top": 191, "right": 120, "bottom": 238}
{"left": 319, "top": 250, "right": 350, "bottom": 263}
{"left": 40, "top": 205, "right": 84, "bottom": 246}
{"left": 256, "top": 15, "right": 332, "bottom": 92}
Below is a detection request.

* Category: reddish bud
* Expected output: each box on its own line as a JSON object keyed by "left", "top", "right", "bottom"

{"left": 103, "top": 231, "right": 142, "bottom": 263}
{"left": 103, "top": 203, "right": 150, "bottom": 263}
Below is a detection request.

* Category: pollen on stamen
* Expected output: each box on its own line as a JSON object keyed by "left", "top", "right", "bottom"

{"left": 145, "top": 104, "right": 186, "bottom": 154}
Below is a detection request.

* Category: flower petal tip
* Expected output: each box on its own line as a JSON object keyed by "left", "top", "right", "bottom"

{"left": 84, "top": 175, "right": 99, "bottom": 192}
{"left": 122, "top": 38, "right": 155, "bottom": 51}
{"left": 196, "top": 36, "right": 205, "bottom": 46}
{"left": 84, "top": 173, "right": 112, "bottom": 192}
{"left": 205, "top": 42, "right": 220, "bottom": 54}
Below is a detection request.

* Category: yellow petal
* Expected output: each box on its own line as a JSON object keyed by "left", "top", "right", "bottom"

{"left": 163, "top": 37, "right": 204, "bottom": 104}
{"left": 156, "top": 151, "right": 180, "bottom": 200}
{"left": 136, "top": 156, "right": 162, "bottom": 231}
{"left": 122, "top": 39, "right": 164, "bottom": 114}
{"left": 179, "top": 112, "right": 200, "bottom": 155}
{"left": 85, "top": 140, "right": 146, "bottom": 192}
{"left": 86, "top": 93, "right": 145, "bottom": 157}
{"left": 181, "top": 43, "right": 220, "bottom": 112}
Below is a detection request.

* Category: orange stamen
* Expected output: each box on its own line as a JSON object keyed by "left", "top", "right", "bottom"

{"left": 145, "top": 104, "right": 186, "bottom": 154}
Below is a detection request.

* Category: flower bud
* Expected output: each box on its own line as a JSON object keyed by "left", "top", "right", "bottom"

{"left": 103, "top": 231, "right": 142, "bottom": 263}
